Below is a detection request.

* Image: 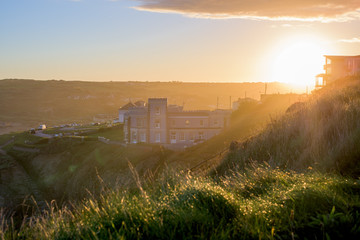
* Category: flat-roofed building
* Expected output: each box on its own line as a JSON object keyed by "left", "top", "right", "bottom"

{"left": 316, "top": 55, "right": 360, "bottom": 87}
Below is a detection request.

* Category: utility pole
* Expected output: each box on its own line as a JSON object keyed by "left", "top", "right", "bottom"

{"left": 265, "top": 83, "right": 268, "bottom": 95}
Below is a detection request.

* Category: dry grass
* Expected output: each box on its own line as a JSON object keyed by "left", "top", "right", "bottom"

{"left": 217, "top": 78, "right": 360, "bottom": 176}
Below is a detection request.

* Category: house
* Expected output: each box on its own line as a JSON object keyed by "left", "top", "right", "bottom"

{"left": 122, "top": 98, "right": 231, "bottom": 146}
{"left": 316, "top": 55, "right": 360, "bottom": 87}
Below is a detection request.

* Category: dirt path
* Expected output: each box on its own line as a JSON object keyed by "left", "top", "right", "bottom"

{"left": 0, "top": 138, "right": 14, "bottom": 149}
{"left": 0, "top": 138, "right": 14, "bottom": 155}
{"left": 12, "top": 146, "right": 40, "bottom": 153}
{"left": 34, "top": 131, "right": 53, "bottom": 138}
{"left": 0, "top": 138, "right": 45, "bottom": 208}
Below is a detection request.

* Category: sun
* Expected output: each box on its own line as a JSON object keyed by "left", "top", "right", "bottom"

{"left": 270, "top": 36, "right": 326, "bottom": 88}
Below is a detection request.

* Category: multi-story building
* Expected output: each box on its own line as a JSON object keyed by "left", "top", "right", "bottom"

{"left": 316, "top": 55, "right": 360, "bottom": 87}
{"left": 122, "top": 98, "right": 231, "bottom": 146}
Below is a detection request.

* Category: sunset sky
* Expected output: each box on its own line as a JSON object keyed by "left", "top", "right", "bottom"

{"left": 1, "top": 0, "right": 359, "bottom": 86}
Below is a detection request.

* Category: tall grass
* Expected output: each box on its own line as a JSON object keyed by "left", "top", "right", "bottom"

{"left": 217, "top": 81, "right": 360, "bottom": 176}
{"left": 1, "top": 165, "right": 360, "bottom": 239}
{"left": 2, "top": 79, "right": 360, "bottom": 239}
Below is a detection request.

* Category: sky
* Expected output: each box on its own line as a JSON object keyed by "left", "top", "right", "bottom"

{"left": 0, "top": 0, "right": 359, "bottom": 87}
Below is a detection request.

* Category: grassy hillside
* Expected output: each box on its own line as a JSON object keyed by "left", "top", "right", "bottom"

{"left": 0, "top": 79, "right": 296, "bottom": 134}
{"left": 0, "top": 94, "right": 296, "bottom": 213}
{"left": 168, "top": 94, "right": 304, "bottom": 170}
{"left": 2, "top": 167, "right": 360, "bottom": 239}
{"left": 217, "top": 78, "right": 360, "bottom": 177}
{"left": 2, "top": 79, "right": 360, "bottom": 239}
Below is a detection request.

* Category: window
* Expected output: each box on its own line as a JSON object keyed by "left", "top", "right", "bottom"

{"left": 132, "top": 131, "right": 137, "bottom": 143}
{"left": 200, "top": 120, "right": 204, "bottom": 126}
{"left": 170, "top": 132, "right": 176, "bottom": 143}
{"left": 155, "top": 107, "right": 160, "bottom": 115}
{"left": 140, "top": 133, "right": 146, "bottom": 142}
{"left": 185, "top": 120, "right": 190, "bottom": 126}
{"left": 180, "top": 132, "right": 185, "bottom": 141}
{"left": 189, "top": 132, "right": 194, "bottom": 141}
{"left": 155, "top": 119, "right": 160, "bottom": 128}
{"left": 155, "top": 133, "right": 161, "bottom": 143}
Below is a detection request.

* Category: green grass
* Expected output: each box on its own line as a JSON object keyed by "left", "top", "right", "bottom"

{"left": 0, "top": 131, "right": 44, "bottom": 152}
{"left": 2, "top": 78, "right": 360, "bottom": 239}
{"left": 82, "top": 124, "right": 124, "bottom": 142}
{"left": 216, "top": 79, "right": 360, "bottom": 177}
{"left": 2, "top": 166, "right": 359, "bottom": 239}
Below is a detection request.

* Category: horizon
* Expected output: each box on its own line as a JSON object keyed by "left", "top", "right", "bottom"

{"left": 0, "top": 78, "right": 310, "bottom": 93}
{"left": 1, "top": 1, "right": 360, "bottom": 87}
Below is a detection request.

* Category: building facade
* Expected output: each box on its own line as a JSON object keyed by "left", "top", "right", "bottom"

{"left": 123, "top": 98, "right": 231, "bottom": 146}
{"left": 316, "top": 55, "right": 360, "bottom": 87}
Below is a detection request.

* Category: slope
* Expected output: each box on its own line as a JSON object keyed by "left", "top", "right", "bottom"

{"left": 216, "top": 77, "right": 360, "bottom": 177}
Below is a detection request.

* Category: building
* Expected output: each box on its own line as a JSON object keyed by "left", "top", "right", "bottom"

{"left": 316, "top": 55, "right": 360, "bottom": 87}
{"left": 122, "top": 98, "right": 231, "bottom": 146}
{"left": 232, "top": 98, "right": 258, "bottom": 110}
{"left": 118, "top": 100, "right": 146, "bottom": 123}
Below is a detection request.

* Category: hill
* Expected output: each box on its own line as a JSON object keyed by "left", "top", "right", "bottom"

{"left": 216, "top": 78, "right": 360, "bottom": 176}
{"left": 0, "top": 79, "right": 297, "bottom": 134}
{"left": 2, "top": 78, "right": 360, "bottom": 239}
{"left": 0, "top": 86, "right": 304, "bottom": 214}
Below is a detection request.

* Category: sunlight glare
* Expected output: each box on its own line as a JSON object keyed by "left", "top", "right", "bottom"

{"left": 270, "top": 37, "right": 326, "bottom": 89}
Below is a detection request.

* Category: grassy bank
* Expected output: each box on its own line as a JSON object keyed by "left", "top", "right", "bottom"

{"left": 217, "top": 79, "right": 360, "bottom": 177}
{"left": 2, "top": 166, "right": 360, "bottom": 239}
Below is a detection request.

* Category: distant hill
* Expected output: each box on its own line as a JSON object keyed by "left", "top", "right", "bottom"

{"left": 0, "top": 79, "right": 297, "bottom": 134}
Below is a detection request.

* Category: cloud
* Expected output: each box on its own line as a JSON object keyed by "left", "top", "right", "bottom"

{"left": 133, "top": 0, "right": 360, "bottom": 21}
{"left": 339, "top": 37, "right": 360, "bottom": 43}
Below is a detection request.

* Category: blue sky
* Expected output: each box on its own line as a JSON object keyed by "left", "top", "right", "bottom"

{"left": 1, "top": 0, "right": 359, "bottom": 85}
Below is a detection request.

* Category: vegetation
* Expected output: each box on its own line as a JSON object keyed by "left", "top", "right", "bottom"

{"left": 81, "top": 124, "right": 124, "bottom": 142}
{"left": 217, "top": 79, "right": 360, "bottom": 177}
{"left": 168, "top": 92, "right": 302, "bottom": 169}
{"left": 1, "top": 78, "right": 360, "bottom": 239}
{"left": 2, "top": 166, "right": 359, "bottom": 239}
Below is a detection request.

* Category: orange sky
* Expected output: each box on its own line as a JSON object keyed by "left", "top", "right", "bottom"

{"left": 0, "top": 0, "right": 359, "bottom": 87}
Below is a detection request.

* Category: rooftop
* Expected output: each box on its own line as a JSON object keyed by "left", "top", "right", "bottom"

{"left": 324, "top": 55, "right": 360, "bottom": 59}
{"left": 119, "top": 102, "right": 136, "bottom": 110}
